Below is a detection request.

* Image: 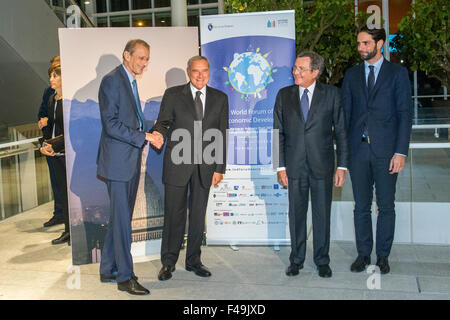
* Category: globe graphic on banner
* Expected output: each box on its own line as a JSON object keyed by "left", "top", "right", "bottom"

{"left": 227, "top": 52, "right": 271, "bottom": 94}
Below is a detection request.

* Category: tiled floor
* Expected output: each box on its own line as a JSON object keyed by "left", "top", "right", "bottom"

{"left": 0, "top": 202, "right": 449, "bottom": 300}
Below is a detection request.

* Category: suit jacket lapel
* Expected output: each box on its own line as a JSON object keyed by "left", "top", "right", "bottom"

{"left": 182, "top": 83, "right": 197, "bottom": 119}
{"left": 359, "top": 63, "right": 368, "bottom": 104}
{"left": 203, "top": 86, "right": 214, "bottom": 122}
{"left": 370, "top": 58, "right": 389, "bottom": 98}
{"left": 118, "top": 66, "right": 140, "bottom": 118}
{"left": 305, "top": 82, "right": 323, "bottom": 128}
{"left": 290, "top": 85, "right": 303, "bottom": 122}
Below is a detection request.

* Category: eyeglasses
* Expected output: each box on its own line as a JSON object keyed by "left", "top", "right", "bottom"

{"left": 292, "top": 66, "right": 311, "bottom": 73}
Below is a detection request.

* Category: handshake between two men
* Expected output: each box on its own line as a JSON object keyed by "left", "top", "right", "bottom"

{"left": 145, "top": 130, "right": 164, "bottom": 149}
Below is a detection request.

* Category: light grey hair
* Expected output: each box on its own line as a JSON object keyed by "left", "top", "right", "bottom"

{"left": 187, "top": 55, "right": 210, "bottom": 72}
{"left": 297, "top": 51, "right": 324, "bottom": 77}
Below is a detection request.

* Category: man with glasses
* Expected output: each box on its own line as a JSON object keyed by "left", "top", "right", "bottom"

{"left": 274, "top": 51, "right": 349, "bottom": 278}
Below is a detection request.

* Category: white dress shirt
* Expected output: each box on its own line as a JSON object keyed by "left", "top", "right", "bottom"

{"left": 190, "top": 83, "right": 207, "bottom": 116}
{"left": 277, "top": 81, "right": 347, "bottom": 172}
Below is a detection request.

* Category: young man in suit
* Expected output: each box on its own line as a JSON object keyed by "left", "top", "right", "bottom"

{"left": 342, "top": 27, "right": 412, "bottom": 274}
{"left": 274, "top": 51, "right": 349, "bottom": 278}
{"left": 152, "top": 56, "right": 229, "bottom": 281}
{"left": 97, "top": 39, "right": 162, "bottom": 295}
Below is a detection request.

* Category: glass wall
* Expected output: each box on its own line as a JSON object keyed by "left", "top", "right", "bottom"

{"left": 88, "top": 0, "right": 220, "bottom": 27}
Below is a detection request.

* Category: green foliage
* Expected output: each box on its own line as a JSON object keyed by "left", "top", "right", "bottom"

{"left": 392, "top": 0, "right": 449, "bottom": 88}
{"left": 224, "top": 0, "right": 367, "bottom": 85}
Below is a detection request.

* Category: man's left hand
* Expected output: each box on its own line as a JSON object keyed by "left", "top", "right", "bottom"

{"left": 334, "top": 169, "right": 346, "bottom": 187}
{"left": 389, "top": 154, "right": 406, "bottom": 174}
{"left": 211, "top": 172, "right": 223, "bottom": 187}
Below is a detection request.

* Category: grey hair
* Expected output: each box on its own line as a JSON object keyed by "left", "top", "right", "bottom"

{"left": 187, "top": 55, "right": 210, "bottom": 72}
{"left": 123, "top": 39, "right": 150, "bottom": 59}
{"left": 297, "top": 51, "right": 324, "bottom": 77}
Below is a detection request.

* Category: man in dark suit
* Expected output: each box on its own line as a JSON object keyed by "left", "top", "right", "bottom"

{"left": 152, "top": 56, "right": 229, "bottom": 281}
{"left": 342, "top": 26, "right": 412, "bottom": 274}
{"left": 274, "top": 51, "right": 349, "bottom": 278}
{"left": 97, "top": 39, "right": 162, "bottom": 295}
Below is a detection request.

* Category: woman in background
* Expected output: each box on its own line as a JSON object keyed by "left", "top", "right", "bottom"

{"left": 39, "top": 62, "right": 70, "bottom": 245}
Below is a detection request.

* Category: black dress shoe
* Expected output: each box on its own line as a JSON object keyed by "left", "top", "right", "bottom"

{"left": 158, "top": 265, "right": 175, "bottom": 281}
{"left": 186, "top": 264, "right": 211, "bottom": 277}
{"left": 318, "top": 264, "right": 332, "bottom": 278}
{"left": 285, "top": 263, "right": 303, "bottom": 276}
{"left": 376, "top": 256, "right": 390, "bottom": 274}
{"left": 100, "top": 274, "right": 139, "bottom": 283}
{"left": 43, "top": 216, "right": 64, "bottom": 227}
{"left": 117, "top": 278, "right": 149, "bottom": 295}
{"left": 350, "top": 255, "right": 371, "bottom": 272}
{"left": 51, "top": 231, "right": 70, "bottom": 245}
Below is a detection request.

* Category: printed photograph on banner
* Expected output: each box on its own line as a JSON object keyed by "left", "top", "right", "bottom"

{"left": 59, "top": 27, "right": 198, "bottom": 265}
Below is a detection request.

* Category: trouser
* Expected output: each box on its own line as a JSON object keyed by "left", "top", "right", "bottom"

{"left": 350, "top": 141, "right": 397, "bottom": 258}
{"left": 288, "top": 166, "right": 333, "bottom": 266}
{"left": 100, "top": 165, "right": 140, "bottom": 283}
{"left": 46, "top": 156, "right": 63, "bottom": 219}
{"left": 52, "top": 156, "right": 69, "bottom": 232}
{"left": 161, "top": 165, "right": 210, "bottom": 267}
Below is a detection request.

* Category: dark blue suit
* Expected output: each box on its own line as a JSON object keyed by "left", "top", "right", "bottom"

{"left": 342, "top": 58, "right": 412, "bottom": 258}
{"left": 97, "top": 65, "right": 147, "bottom": 283}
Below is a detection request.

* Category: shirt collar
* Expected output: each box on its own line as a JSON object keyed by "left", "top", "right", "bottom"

{"left": 364, "top": 55, "right": 384, "bottom": 70}
{"left": 190, "top": 82, "right": 207, "bottom": 98}
{"left": 122, "top": 64, "right": 135, "bottom": 85}
{"left": 299, "top": 81, "right": 316, "bottom": 96}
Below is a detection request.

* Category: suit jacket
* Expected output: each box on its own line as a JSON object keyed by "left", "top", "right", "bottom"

{"left": 152, "top": 83, "right": 229, "bottom": 187}
{"left": 342, "top": 59, "right": 412, "bottom": 159}
{"left": 273, "top": 82, "right": 349, "bottom": 179}
{"left": 38, "top": 86, "right": 55, "bottom": 120}
{"left": 42, "top": 93, "right": 65, "bottom": 152}
{"left": 96, "top": 65, "right": 147, "bottom": 182}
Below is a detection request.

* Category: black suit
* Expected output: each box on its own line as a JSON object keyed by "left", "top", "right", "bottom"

{"left": 152, "top": 83, "right": 229, "bottom": 267}
{"left": 42, "top": 94, "right": 69, "bottom": 233}
{"left": 274, "top": 82, "right": 348, "bottom": 266}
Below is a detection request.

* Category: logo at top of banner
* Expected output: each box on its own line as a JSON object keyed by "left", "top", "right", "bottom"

{"left": 223, "top": 49, "right": 277, "bottom": 98}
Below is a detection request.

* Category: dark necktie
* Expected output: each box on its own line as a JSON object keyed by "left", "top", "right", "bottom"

{"left": 195, "top": 91, "right": 203, "bottom": 121}
{"left": 300, "top": 88, "right": 309, "bottom": 122}
{"left": 132, "top": 79, "right": 145, "bottom": 131}
{"left": 363, "top": 66, "right": 375, "bottom": 138}
{"left": 367, "top": 65, "right": 375, "bottom": 93}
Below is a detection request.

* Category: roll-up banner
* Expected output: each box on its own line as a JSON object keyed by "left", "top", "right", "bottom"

{"left": 201, "top": 11, "right": 296, "bottom": 245}
{"left": 59, "top": 27, "right": 198, "bottom": 264}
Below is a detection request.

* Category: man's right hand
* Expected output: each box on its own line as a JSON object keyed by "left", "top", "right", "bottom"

{"left": 277, "top": 170, "right": 288, "bottom": 188}
{"left": 38, "top": 117, "right": 48, "bottom": 129}
{"left": 145, "top": 131, "right": 164, "bottom": 149}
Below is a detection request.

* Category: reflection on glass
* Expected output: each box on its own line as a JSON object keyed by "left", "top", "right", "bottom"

{"left": 110, "top": 15, "right": 130, "bottom": 27}
{"left": 187, "top": 0, "right": 199, "bottom": 4}
{"left": 201, "top": 7, "right": 218, "bottom": 15}
{"left": 133, "top": 0, "right": 151, "bottom": 10}
{"left": 188, "top": 9, "right": 199, "bottom": 26}
{"left": 132, "top": 13, "right": 153, "bottom": 27}
{"left": 0, "top": 147, "right": 53, "bottom": 221}
{"left": 95, "top": 0, "right": 107, "bottom": 13}
{"left": 201, "top": 0, "right": 219, "bottom": 3}
{"left": 411, "top": 148, "right": 450, "bottom": 202}
{"left": 154, "top": 0, "right": 171, "bottom": 8}
{"left": 155, "top": 12, "right": 171, "bottom": 26}
{"left": 110, "top": 0, "right": 129, "bottom": 11}
{"left": 96, "top": 16, "right": 108, "bottom": 27}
